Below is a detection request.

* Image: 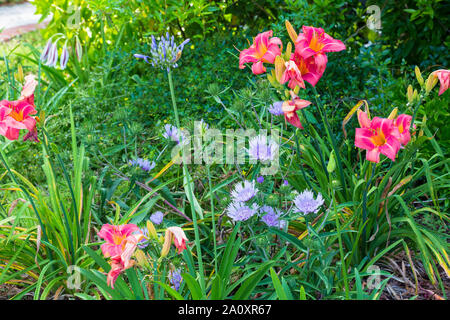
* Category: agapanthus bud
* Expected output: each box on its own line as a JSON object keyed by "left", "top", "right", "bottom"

{"left": 60, "top": 44, "right": 69, "bottom": 70}
{"left": 46, "top": 42, "right": 59, "bottom": 68}
{"left": 75, "top": 36, "right": 83, "bottom": 62}
{"left": 40, "top": 39, "right": 53, "bottom": 62}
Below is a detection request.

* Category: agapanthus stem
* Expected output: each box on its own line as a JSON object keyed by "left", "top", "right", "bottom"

{"left": 167, "top": 69, "right": 205, "bottom": 293}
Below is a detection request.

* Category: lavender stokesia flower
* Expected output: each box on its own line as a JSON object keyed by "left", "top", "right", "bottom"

{"left": 269, "top": 101, "right": 284, "bottom": 116}
{"left": 134, "top": 32, "right": 190, "bottom": 71}
{"left": 260, "top": 205, "right": 286, "bottom": 229}
{"left": 150, "top": 211, "right": 164, "bottom": 225}
{"left": 169, "top": 269, "right": 183, "bottom": 291}
{"left": 226, "top": 202, "right": 259, "bottom": 222}
{"left": 129, "top": 158, "right": 156, "bottom": 172}
{"left": 293, "top": 189, "right": 324, "bottom": 215}
{"left": 247, "top": 135, "right": 279, "bottom": 162}
{"left": 231, "top": 180, "right": 258, "bottom": 202}
{"left": 163, "top": 124, "right": 186, "bottom": 144}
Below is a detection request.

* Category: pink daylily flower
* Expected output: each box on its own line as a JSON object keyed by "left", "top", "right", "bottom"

{"left": 355, "top": 114, "right": 401, "bottom": 163}
{"left": 97, "top": 223, "right": 140, "bottom": 258}
{"left": 239, "top": 30, "right": 282, "bottom": 75}
{"left": 432, "top": 69, "right": 449, "bottom": 96}
{"left": 0, "top": 100, "right": 37, "bottom": 141}
{"left": 281, "top": 52, "right": 324, "bottom": 89}
{"left": 281, "top": 92, "right": 312, "bottom": 129}
{"left": 295, "top": 26, "right": 346, "bottom": 73}
{"left": 393, "top": 114, "right": 413, "bottom": 146}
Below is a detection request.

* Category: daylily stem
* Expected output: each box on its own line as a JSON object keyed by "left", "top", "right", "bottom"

{"left": 311, "top": 86, "right": 348, "bottom": 198}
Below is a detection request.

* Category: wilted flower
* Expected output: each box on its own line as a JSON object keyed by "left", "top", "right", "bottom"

{"left": 281, "top": 92, "right": 311, "bottom": 129}
{"left": 161, "top": 226, "right": 189, "bottom": 257}
{"left": 293, "top": 190, "right": 324, "bottom": 215}
{"left": 129, "top": 157, "right": 156, "bottom": 172}
{"left": 269, "top": 101, "right": 284, "bottom": 116}
{"left": 231, "top": 180, "right": 258, "bottom": 202}
{"left": 134, "top": 33, "right": 190, "bottom": 71}
{"left": 247, "top": 135, "right": 279, "bottom": 162}
{"left": 150, "top": 211, "right": 164, "bottom": 225}
{"left": 169, "top": 269, "right": 183, "bottom": 291}
{"left": 226, "top": 202, "right": 259, "bottom": 222}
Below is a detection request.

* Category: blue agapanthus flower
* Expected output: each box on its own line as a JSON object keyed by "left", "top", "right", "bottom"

{"left": 134, "top": 33, "right": 190, "bottom": 71}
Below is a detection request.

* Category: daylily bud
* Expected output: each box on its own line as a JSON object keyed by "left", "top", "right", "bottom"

{"left": 425, "top": 73, "right": 438, "bottom": 94}
{"left": 407, "top": 85, "right": 414, "bottom": 103}
{"left": 275, "top": 55, "right": 285, "bottom": 83}
{"left": 267, "top": 72, "right": 276, "bottom": 86}
{"left": 134, "top": 249, "right": 150, "bottom": 268}
{"left": 146, "top": 220, "right": 158, "bottom": 240}
{"left": 285, "top": 20, "right": 298, "bottom": 43}
{"left": 284, "top": 42, "right": 292, "bottom": 61}
{"left": 412, "top": 89, "right": 419, "bottom": 103}
{"left": 388, "top": 107, "right": 398, "bottom": 120}
{"left": 415, "top": 66, "right": 424, "bottom": 86}
{"left": 16, "top": 65, "right": 24, "bottom": 83}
